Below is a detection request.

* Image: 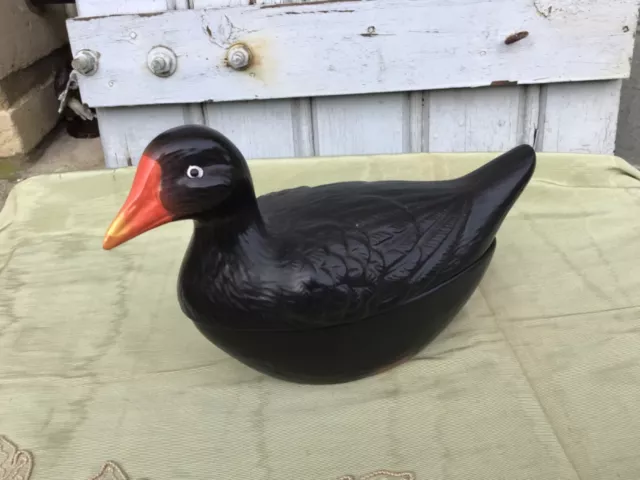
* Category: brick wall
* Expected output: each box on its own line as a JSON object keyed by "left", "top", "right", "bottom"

{"left": 0, "top": 3, "right": 70, "bottom": 157}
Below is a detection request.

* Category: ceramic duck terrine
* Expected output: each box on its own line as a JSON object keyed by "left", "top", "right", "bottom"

{"left": 103, "top": 125, "right": 535, "bottom": 384}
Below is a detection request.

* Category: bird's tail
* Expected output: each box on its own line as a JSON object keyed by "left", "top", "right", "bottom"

{"left": 464, "top": 144, "right": 536, "bottom": 202}
{"left": 457, "top": 144, "right": 536, "bottom": 255}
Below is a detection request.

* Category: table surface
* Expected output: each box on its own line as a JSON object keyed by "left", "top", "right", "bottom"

{"left": 1, "top": 152, "right": 640, "bottom": 480}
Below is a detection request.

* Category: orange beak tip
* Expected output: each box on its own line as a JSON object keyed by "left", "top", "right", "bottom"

{"left": 102, "top": 154, "right": 171, "bottom": 251}
{"left": 102, "top": 212, "right": 128, "bottom": 250}
{"left": 102, "top": 236, "right": 118, "bottom": 250}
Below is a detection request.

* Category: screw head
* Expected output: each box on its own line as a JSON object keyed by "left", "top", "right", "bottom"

{"left": 147, "top": 46, "right": 177, "bottom": 78}
{"left": 72, "top": 50, "right": 99, "bottom": 76}
{"left": 226, "top": 44, "right": 252, "bottom": 71}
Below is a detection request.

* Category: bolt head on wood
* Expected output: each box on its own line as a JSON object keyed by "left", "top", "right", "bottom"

{"left": 72, "top": 50, "right": 99, "bottom": 76}
{"left": 147, "top": 46, "right": 177, "bottom": 77}
{"left": 226, "top": 44, "right": 252, "bottom": 71}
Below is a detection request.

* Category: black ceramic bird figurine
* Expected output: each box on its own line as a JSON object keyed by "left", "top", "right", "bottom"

{"left": 103, "top": 125, "right": 535, "bottom": 384}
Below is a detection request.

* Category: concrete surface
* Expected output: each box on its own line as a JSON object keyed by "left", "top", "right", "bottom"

{"left": 0, "top": 123, "right": 104, "bottom": 210}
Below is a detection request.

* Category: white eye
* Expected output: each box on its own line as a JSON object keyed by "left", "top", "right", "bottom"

{"left": 186, "top": 165, "right": 204, "bottom": 179}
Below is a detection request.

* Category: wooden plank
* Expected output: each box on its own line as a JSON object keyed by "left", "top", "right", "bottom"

{"left": 66, "top": 0, "right": 640, "bottom": 108}
{"left": 290, "top": 98, "right": 314, "bottom": 157}
{"left": 194, "top": 0, "right": 322, "bottom": 5}
{"left": 540, "top": 81, "right": 622, "bottom": 154}
{"left": 97, "top": 104, "right": 196, "bottom": 166}
{"left": 312, "top": 93, "right": 412, "bottom": 156}
{"left": 75, "top": 0, "right": 168, "bottom": 17}
{"left": 203, "top": 99, "right": 302, "bottom": 158}
{"left": 198, "top": 0, "right": 312, "bottom": 160}
{"left": 518, "top": 85, "right": 541, "bottom": 148}
{"left": 408, "top": 91, "right": 427, "bottom": 153}
{"left": 428, "top": 86, "right": 524, "bottom": 152}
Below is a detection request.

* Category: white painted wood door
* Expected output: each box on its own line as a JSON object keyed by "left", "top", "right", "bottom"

{"left": 67, "top": 0, "right": 639, "bottom": 167}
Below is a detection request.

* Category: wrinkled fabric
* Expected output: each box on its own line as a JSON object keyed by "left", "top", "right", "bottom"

{"left": 1, "top": 152, "right": 640, "bottom": 480}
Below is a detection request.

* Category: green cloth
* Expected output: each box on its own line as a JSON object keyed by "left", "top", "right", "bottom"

{"left": 1, "top": 152, "right": 640, "bottom": 480}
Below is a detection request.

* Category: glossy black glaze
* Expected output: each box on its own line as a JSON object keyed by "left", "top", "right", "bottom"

{"left": 139, "top": 125, "right": 536, "bottom": 384}
{"left": 192, "top": 240, "right": 496, "bottom": 384}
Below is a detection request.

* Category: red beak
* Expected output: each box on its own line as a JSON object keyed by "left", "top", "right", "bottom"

{"left": 103, "top": 155, "right": 173, "bottom": 250}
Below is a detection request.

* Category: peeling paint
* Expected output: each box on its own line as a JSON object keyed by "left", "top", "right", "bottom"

{"left": 491, "top": 80, "right": 518, "bottom": 86}
{"left": 201, "top": 13, "right": 253, "bottom": 49}
{"left": 533, "top": 1, "right": 552, "bottom": 18}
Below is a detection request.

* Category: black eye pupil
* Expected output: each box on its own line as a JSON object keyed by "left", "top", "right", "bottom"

{"left": 188, "top": 167, "right": 201, "bottom": 178}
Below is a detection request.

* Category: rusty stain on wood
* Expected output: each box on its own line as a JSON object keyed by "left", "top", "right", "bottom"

{"left": 261, "top": 0, "right": 359, "bottom": 8}
{"left": 505, "top": 31, "right": 529, "bottom": 45}
{"left": 491, "top": 80, "right": 518, "bottom": 86}
{"left": 218, "top": 36, "right": 275, "bottom": 87}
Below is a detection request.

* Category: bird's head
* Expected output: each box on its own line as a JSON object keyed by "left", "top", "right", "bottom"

{"left": 103, "top": 125, "right": 254, "bottom": 250}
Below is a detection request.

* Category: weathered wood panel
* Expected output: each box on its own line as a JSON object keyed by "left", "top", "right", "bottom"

{"left": 66, "top": 0, "right": 639, "bottom": 108}
{"left": 97, "top": 82, "right": 625, "bottom": 166}
{"left": 312, "top": 93, "right": 411, "bottom": 156}
{"left": 97, "top": 104, "right": 196, "bottom": 167}
{"left": 199, "top": 0, "right": 314, "bottom": 160}
{"left": 75, "top": 0, "right": 168, "bottom": 16}
{"left": 540, "top": 81, "right": 623, "bottom": 154}
{"left": 203, "top": 99, "right": 299, "bottom": 158}
{"left": 429, "top": 87, "right": 523, "bottom": 152}
{"left": 75, "top": 0, "right": 634, "bottom": 166}
{"left": 83, "top": 0, "right": 200, "bottom": 168}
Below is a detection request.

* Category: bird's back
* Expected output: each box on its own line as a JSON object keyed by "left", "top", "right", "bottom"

{"left": 192, "top": 145, "right": 535, "bottom": 331}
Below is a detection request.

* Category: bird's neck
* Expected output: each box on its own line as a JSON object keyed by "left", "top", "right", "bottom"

{"left": 193, "top": 214, "right": 269, "bottom": 254}
{"left": 194, "top": 176, "right": 261, "bottom": 235}
{"left": 184, "top": 217, "right": 273, "bottom": 297}
{"left": 191, "top": 179, "right": 271, "bottom": 257}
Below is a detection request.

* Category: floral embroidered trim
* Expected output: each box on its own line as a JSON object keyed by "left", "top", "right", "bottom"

{"left": 2, "top": 434, "right": 414, "bottom": 480}
{"left": 0, "top": 435, "right": 131, "bottom": 480}
{"left": 0, "top": 436, "right": 33, "bottom": 480}
{"left": 0, "top": 435, "right": 33, "bottom": 480}
{"left": 88, "top": 461, "right": 129, "bottom": 480}
{"left": 338, "top": 470, "right": 416, "bottom": 480}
